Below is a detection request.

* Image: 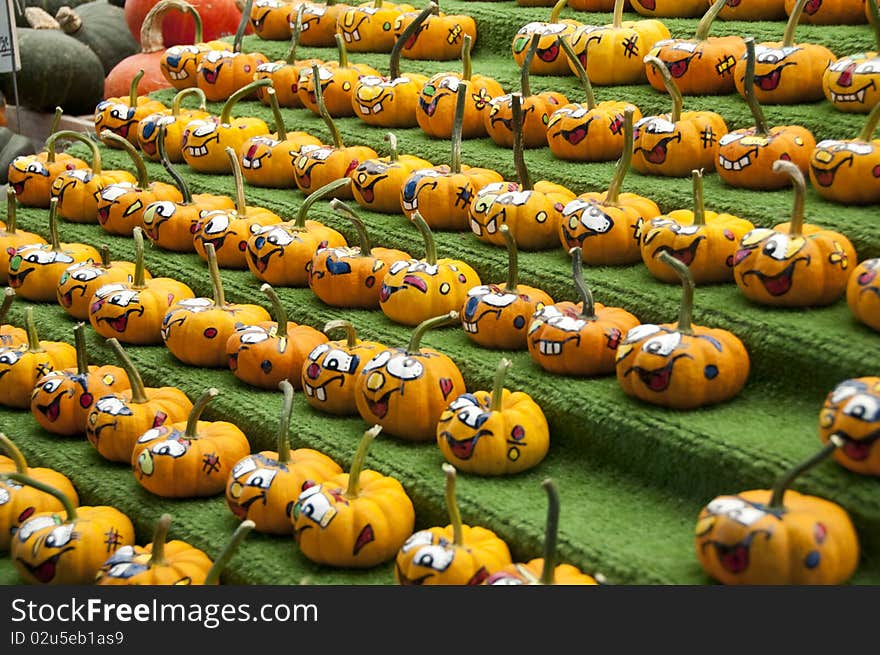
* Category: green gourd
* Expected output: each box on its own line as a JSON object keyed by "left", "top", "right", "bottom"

{"left": 56, "top": 2, "right": 140, "bottom": 74}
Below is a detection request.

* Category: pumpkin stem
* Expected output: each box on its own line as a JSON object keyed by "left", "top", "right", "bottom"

{"left": 743, "top": 38, "right": 770, "bottom": 136}
{"left": 285, "top": 4, "right": 304, "bottom": 64}
{"left": 783, "top": 0, "right": 808, "bottom": 47}
{"left": 267, "top": 88, "right": 288, "bottom": 141}
{"left": 99, "top": 245, "right": 112, "bottom": 268}
{"left": 101, "top": 130, "right": 149, "bottom": 189}
{"left": 45, "top": 130, "right": 101, "bottom": 174}
{"left": 24, "top": 306, "right": 43, "bottom": 354}
{"left": 225, "top": 147, "right": 248, "bottom": 218}
{"left": 691, "top": 169, "right": 706, "bottom": 226}
{"left": 48, "top": 197, "right": 61, "bottom": 251}
{"left": 858, "top": 97, "right": 880, "bottom": 142}
{"left": 295, "top": 177, "right": 351, "bottom": 229}
{"left": 2, "top": 473, "right": 77, "bottom": 521}
{"left": 389, "top": 2, "right": 437, "bottom": 79}
{"left": 185, "top": 387, "right": 219, "bottom": 438}
{"left": 261, "top": 283, "right": 288, "bottom": 336}
{"left": 204, "top": 519, "right": 255, "bottom": 585}
{"left": 511, "top": 93, "right": 532, "bottom": 191}
{"left": 171, "top": 87, "right": 207, "bottom": 117}
{"left": 141, "top": 0, "right": 187, "bottom": 52}
{"left": 73, "top": 322, "right": 89, "bottom": 376}
{"left": 772, "top": 159, "right": 806, "bottom": 237}
{"left": 132, "top": 227, "right": 147, "bottom": 289}
{"left": 461, "top": 33, "right": 473, "bottom": 80}
{"left": 500, "top": 225, "right": 519, "bottom": 292}
{"left": 157, "top": 124, "right": 193, "bottom": 205}
{"left": 549, "top": 0, "right": 568, "bottom": 22}
{"left": 49, "top": 107, "right": 63, "bottom": 139}
{"left": 311, "top": 63, "right": 343, "bottom": 149}
{"left": 657, "top": 251, "right": 695, "bottom": 335}
{"left": 234, "top": 0, "right": 253, "bottom": 53}
{"left": 345, "top": 424, "right": 382, "bottom": 500}
{"left": 604, "top": 107, "right": 634, "bottom": 206}
{"left": 221, "top": 79, "right": 273, "bottom": 125}
{"left": 0, "top": 288, "right": 15, "bottom": 324}
{"left": 384, "top": 133, "right": 400, "bottom": 163}
{"left": 205, "top": 243, "right": 226, "bottom": 308}
{"left": 128, "top": 70, "right": 144, "bottom": 108}
{"left": 106, "top": 338, "right": 148, "bottom": 403}
{"left": 768, "top": 435, "right": 843, "bottom": 509}
{"left": 869, "top": 0, "right": 880, "bottom": 51}
{"left": 409, "top": 210, "right": 438, "bottom": 266}
{"left": 644, "top": 56, "right": 682, "bottom": 123}
{"left": 407, "top": 310, "right": 458, "bottom": 354}
{"left": 612, "top": 0, "right": 624, "bottom": 28}
{"left": 539, "top": 478, "right": 560, "bottom": 586}
{"left": 323, "top": 319, "right": 359, "bottom": 348}
{"left": 569, "top": 247, "right": 596, "bottom": 320}
{"left": 489, "top": 358, "right": 512, "bottom": 413}
{"left": 148, "top": 513, "right": 173, "bottom": 567}
{"left": 334, "top": 32, "right": 350, "bottom": 69}
{"left": 450, "top": 82, "right": 466, "bottom": 173}
{"left": 330, "top": 199, "right": 372, "bottom": 253}
{"left": 276, "top": 380, "right": 294, "bottom": 464}
{"left": 520, "top": 32, "right": 540, "bottom": 97}
{"left": 558, "top": 35, "right": 595, "bottom": 110}
{"left": 442, "top": 463, "right": 464, "bottom": 547}
{"left": 5, "top": 185, "right": 17, "bottom": 233}
{"left": 694, "top": 0, "right": 725, "bottom": 41}
{"left": 0, "top": 433, "right": 28, "bottom": 473}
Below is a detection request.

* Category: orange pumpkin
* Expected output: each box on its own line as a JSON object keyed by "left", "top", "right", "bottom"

{"left": 298, "top": 1, "right": 350, "bottom": 46}
{"left": 392, "top": 2, "right": 477, "bottom": 61}
{"left": 631, "top": 0, "right": 710, "bottom": 16}
{"left": 137, "top": 87, "right": 210, "bottom": 163}
{"left": 351, "top": 133, "right": 432, "bottom": 213}
{"left": 847, "top": 258, "right": 880, "bottom": 332}
{"left": 511, "top": 0, "right": 582, "bottom": 76}
{"left": 249, "top": 0, "right": 293, "bottom": 39}
{"left": 718, "top": 0, "right": 787, "bottom": 20}
{"left": 1, "top": 187, "right": 46, "bottom": 285}
{"left": 337, "top": 0, "right": 416, "bottom": 53}
{"left": 297, "top": 34, "right": 381, "bottom": 117}
{"left": 823, "top": 0, "right": 880, "bottom": 113}
{"left": 784, "top": 0, "right": 867, "bottom": 24}
{"left": 0, "top": 288, "right": 26, "bottom": 347}
{"left": 57, "top": 245, "right": 147, "bottom": 322}
{"left": 95, "top": 69, "right": 168, "bottom": 148}
{"left": 819, "top": 377, "right": 880, "bottom": 475}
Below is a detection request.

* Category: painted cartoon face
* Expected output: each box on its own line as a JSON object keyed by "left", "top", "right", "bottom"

{"left": 512, "top": 22, "right": 571, "bottom": 64}
{"left": 461, "top": 285, "right": 531, "bottom": 335}
{"left": 559, "top": 198, "right": 615, "bottom": 249}
{"left": 652, "top": 39, "right": 702, "bottom": 79}
{"left": 351, "top": 158, "right": 394, "bottom": 203}
{"left": 181, "top": 119, "right": 221, "bottom": 159}
{"left": 88, "top": 284, "right": 146, "bottom": 333}
{"left": 750, "top": 45, "right": 800, "bottom": 92}
{"left": 297, "top": 65, "right": 337, "bottom": 105}
{"left": 293, "top": 145, "right": 346, "bottom": 190}
{"left": 396, "top": 530, "right": 456, "bottom": 581}
{"left": 547, "top": 105, "right": 600, "bottom": 146}
{"left": 8, "top": 156, "right": 50, "bottom": 196}
{"left": 142, "top": 200, "right": 202, "bottom": 243}
{"left": 250, "top": 0, "right": 287, "bottom": 31}
{"left": 338, "top": 6, "right": 380, "bottom": 44}
{"left": 161, "top": 45, "right": 203, "bottom": 83}
{"left": 819, "top": 377, "right": 880, "bottom": 470}
{"left": 95, "top": 101, "right": 137, "bottom": 140}
{"left": 226, "top": 454, "right": 288, "bottom": 520}
{"left": 354, "top": 76, "right": 410, "bottom": 115}
{"left": 527, "top": 304, "right": 588, "bottom": 356}
{"left": 7, "top": 245, "right": 76, "bottom": 289}
{"left": 733, "top": 229, "right": 811, "bottom": 297}
{"left": 96, "top": 183, "right": 142, "bottom": 226}
{"left": 137, "top": 114, "right": 176, "bottom": 159}
{"left": 468, "top": 182, "right": 518, "bottom": 237}
{"left": 717, "top": 131, "right": 776, "bottom": 172}
{"left": 419, "top": 74, "right": 464, "bottom": 118}
{"left": 695, "top": 495, "right": 778, "bottom": 576}
{"left": 357, "top": 348, "right": 428, "bottom": 420}
{"left": 193, "top": 209, "right": 251, "bottom": 255}
{"left": 633, "top": 116, "right": 682, "bottom": 165}
{"left": 240, "top": 136, "right": 280, "bottom": 171}
{"left": 615, "top": 324, "right": 693, "bottom": 392}
{"left": 291, "top": 483, "right": 337, "bottom": 528}
{"left": 400, "top": 168, "right": 444, "bottom": 212}
{"left": 13, "top": 514, "right": 79, "bottom": 583}
{"left": 825, "top": 54, "right": 880, "bottom": 107}
{"left": 198, "top": 49, "right": 237, "bottom": 86}
{"left": 641, "top": 218, "right": 706, "bottom": 266}
{"left": 811, "top": 139, "right": 878, "bottom": 187}
{"left": 134, "top": 428, "right": 190, "bottom": 477}
{"left": 49, "top": 168, "right": 97, "bottom": 207}
{"left": 246, "top": 224, "right": 306, "bottom": 275}
{"left": 299, "top": 3, "right": 327, "bottom": 32}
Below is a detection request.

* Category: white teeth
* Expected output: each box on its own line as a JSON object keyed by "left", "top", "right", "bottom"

{"left": 373, "top": 102, "right": 383, "bottom": 114}
{"left": 718, "top": 153, "right": 751, "bottom": 171}
{"left": 831, "top": 89, "right": 867, "bottom": 103}
{"left": 402, "top": 199, "right": 416, "bottom": 210}
{"left": 486, "top": 217, "right": 497, "bottom": 234}
{"left": 168, "top": 70, "right": 188, "bottom": 80}
{"left": 360, "top": 104, "right": 371, "bottom": 114}
{"left": 343, "top": 32, "right": 352, "bottom": 42}
{"left": 463, "top": 322, "right": 478, "bottom": 333}
{"left": 470, "top": 218, "right": 482, "bottom": 236}
{"left": 316, "top": 387, "right": 326, "bottom": 401}
{"left": 304, "top": 383, "right": 314, "bottom": 397}
{"left": 352, "top": 29, "right": 360, "bottom": 41}
{"left": 187, "top": 145, "right": 208, "bottom": 157}
{"left": 301, "top": 22, "right": 310, "bottom": 30}
{"left": 538, "top": 341, "right": 562, "bottom": 355}
{"left": 243, "top": 157, "right": 261, "bottom": 169}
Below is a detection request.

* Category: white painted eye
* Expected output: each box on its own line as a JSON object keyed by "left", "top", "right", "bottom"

{"left": 45, "top": 523, "right": 75, "bottom": 549}
{"left": 109, "top": 104, "right": 132, "bottom": 120}
{"left": 842, "top": 394, "right": 880, "bottom": 423}
{"left": 754, "top": 46, "right": 794, "bottom": 64}
{"left": 401, "top": 530, "right": 435, "bottom": 553}
{"left": 495, "top": 190, "right": 532, "bottom": 207}
{"left": 411, "top": 544, "right": 455, "bottom": 572}
{"left": 95, "top": 396, "right": 132, "bottom": 415}
{"left": 719, "top": 132, "right": 745, "bottom": 146}
{"left": 677, "top": 225, "right": 701, "bottom": 236}
{"left": 855, "top": 61, "right": 880, "bottom": 74}
{"left": 437, "top": 75, "right": 460, "bottom": 91}
{"left": 321, "top": 349, "right": 356, "bottom": 374}
{"left": 455, "top": 404, "right": 488, "bottom": 429}
{"left": 232, "top": 456, "right": 257, "bottom": 478}
{"left": 830, "top": 380, "right": 865, "bottom": 405}
{"left": 68, "top": 169, "right": 92, "bottom": 182}
{"left": 239, "top": 327, "right": 270, "bottom": 344}
{"left": 547, "top": 314, "right": 586, "bottom": 332}
{"left": 0, "top": 349, "right": 23, "bottom": 366}
{"left": 840, "top": 142, "right": 874, "bottom": 156}
{"left": 578, "top": 204, "right": 613, "bottom": 233}
{"left": 24, "top": 249, "right": 60, "bottom": 265}
{"left": 410, "top": 262, "right": 439, "bottom": 276}
{"left": 670, "top": 41, "right": 698, "bottom": 53}
{"left": 100, "top": 184, "right": 135, "bottom": 202}
{"left": 641, "top": 332, "right": 681, "bottom": 357}
{"left": 202, "top": 50, "right": 233, "bottom": 63}
{"left": 108, "top": 290, "right": 139, "bottom": 307}
{"left": 448, "top": 394, "right": 479, "bottom": 412}
{"left": 70, "top": 265, "right": 101, "bottom": 282}
{"left": 761, "top": 234, "right": 793, "bottom": 261}
{"left": 389, "top": 260, "right": 411, "bottom": 275}
{"left": 151, "top": 440, "right": 187, "bottom": 458}
{"left": 363, "top": 350, "right": 392, "bottom": 373}
{"left": 190, "top": 121, "right": 218, "bottom": 138}
{"left": 706, "top": 497, "right": 767, "bottom": 526}
{"left": 26, "top": 161, "right": 47, "bottom": 175}
{"left": 201, "top": 212, "right": 232, "bottom": 235}
{"left": 17, "top": 515, "right": 60, "bottom": 542}
{"left": 297, "top": 486, "right": 335, "bottom": 525}
{"left": 308, "top": 343, "right": 331, "bottom": 361}
{"left": 245, "top": 468, "right": 277, "bottom": 489}
{"left": 0, "top": 487, "right": 9, "bottom": 505}
{"left": 386, "top": 356, "right": 424, "bottom": 380}
{"left": 137, "top": 428, "right": 164, "bottom": 443}
{"left": 309, "top": 147, "right": 333, "bottom": 161}
{"left": 145, "top": 201, "right": 175, "bottom": 220}
{"left": 38, "top": 375, "right": 64, "bottom": 393}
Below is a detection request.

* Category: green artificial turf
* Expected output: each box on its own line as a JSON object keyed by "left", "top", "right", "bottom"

{"left": 1, "top": 2, "right": 879, "bottom": 586}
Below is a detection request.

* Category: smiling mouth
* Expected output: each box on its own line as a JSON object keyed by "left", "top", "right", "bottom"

{"left": 303, "top": 374, "right": 345, "bottom": 402}
{"left": 141, "top": 141, "right": 158, "bottom": 157}
{"left": 58, "top": 284, "right": 87, "bottom": 307}
{"left": 11, "top": 181, "right": 25, "bottom": 194}
{"left": 440, "top": 429, "right": 492, "bottom": 460}
{"left": 717, "top": 542, "right": 751, "bottom": 574}
{"left": 666, "top": 56, "right": 694, "bottom": 79}
{"left": 754, "top": 64, "right": 793, "bottom": 92}
{"left": 196, "top": 234, "right": 227, "bottom": 253}
{"left": 420, "top": 95, "right": 440, "bottom": 117}
{"left": 363, "top": 387, "right": 401, "bottom": 419}
{"left": 637, "top": 134, "right": 682, "bottom": 165}
{"left": 490, "top": 114, "right": 514, "bottom": 132}
{"left": 96, "top": 306, "right": 145, "bottom": 333}
{"left": 811, "top": 155, "right": 853, "bottom": 187}
{"left": 395, "top": 561, "right": 434, "bottom": 585}
{"left": 249, "top": 246, "right": 282, "bottom": 274}
{"left": 625, "top": 353, "right": 692, "bottom": 392}
{"left": 719, "top": 147, "right": 759, "bottom": 172}
{"left": 18, "top": 546, "right": 76, "bottom": 584}
{"left": 7, "top": 267, "right": 34, "bottom": 288}
{"left": 740, "top": 256, "right": 811, "bottom": 296}
{"left": 36, "top": 392, "right": 65, "bottom": 422}
{"left": 537, "top": 42, "right": 560, "bottom": 63}
{"left": 202, "top": 66, "right": 222, "bottom": 84}
{"left": 653, "top": 236, "right": 705, "bottom": 267}
{"left": 836, "top": 430, "right": 880, "bottom": 462}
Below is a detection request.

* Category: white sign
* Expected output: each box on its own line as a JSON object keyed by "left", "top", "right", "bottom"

{"left": 0, "top": 0, "right": 21, "bottom": 74}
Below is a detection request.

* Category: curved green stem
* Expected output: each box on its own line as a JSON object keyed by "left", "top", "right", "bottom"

{"left": 157, "top": 124, "right": 193, "bottom": 204}
{"left": 569, "top": 247, "right": 596, "bottom": 320}
{"left": 276, "top": 380, "right": 294, "bottom": 464}
{"left": 330, "top": 199, "right": 372, "bottom": 253}
{"left": 409, "top": 211, "right": 438, "bottom": 266}
{"left": 0, "top": 433, "right": 28, "bottom": 473}
{"left": 451, "top": 82, "right": 466, "bottom": 173}
{"left": 500, "top": 225, "right": 519, "bottom": 292}
{"left": 311, "top": 63, "right": 343, "bottom": 148}
{"left": 172, "top": 87, "right": 207, "bottom": 116}
{"left": 695, "top": 0, "right": 725, "bottom": 41}
{"left": 442, "top": 463, "right": 463, "bottom": 547}
{"left": 149, "top": 514, "right": 172, "bottom": 566}
{"left": 605, "top": 106, "right": 634, "bottom": 205}
{"left": 204, "top": 519, "right": 255, "bottom": 585}
{"left": 132, "top": 226, "right": 147, "bottom": 289}
{"left": 2, "top": 473, "right": 76, "bottom": 521}
{"left": 261, "top": 283, "right": 288, "bottom": 335}
{"left": 285, "top": 4, "right": 304, "bottom": 64}
{"left": 539, "top": 478, "right": 560, "bottom": 585}
{"left": 870, "top": 0, "right": 880, "bottom": 50}
{"left": 225, "top": 147, "right": 247, "bottom": 217}
{"left": 783, "top": 0, "right": 807, "bottom": 47}
{"left": 389, "top": 1, "right": 437, "bottom": 79}
{"left": 48, "top": 198, "right": 61, "bottom": 250}
{"left": 24, "top": 306, "right": 42, "bottom": 353}
{"left": 185, "top": 387, "right": 219, "bottom": 438}
{"left": 323, "top": 319, "right": 359, "bottom": 348}
{"left": 129, "top": 70, "right": 144, "bottom": 107}
{"left": 49, "top": 107, "right": 63, "bottom": 138}
{"left": 407, "top": 310, "right": 458, "bottom": 354}
{"left": 188, "top": 0, "right": 204, "bottom": 43}
{"left": 743, "top": 38, "right": 769, "bottom": 136}
{"left": 520, "top": 32, "right": 540, "bottom": 97}
{"left": 461, "top": 33, "right": 472, "bottom": 80}
{"left": 612, "top": 0, "right": 624, "bottom": 28}
{"left": 384, "top": 133, "right": 399, "bottom": 163}
{"left": 73, "top": 323, "right": 89, "bottom": 375}
{"left": 106, "top": 338, "right": 148, "bottom": 403}
{"left": 296, "top": 178, "right": 350, "bottom": 229}
{"left": 101, "top": 130, "right": 149, "bottom": 188}
{"left": 858, "top": 98, "right": 880, "bottom": 142}
{"left": 772, "top": 159, "right": 806, "bottom": 237}
{"left": 691, "top": 169, "right": 705, "bottom": 226}
{"left": 205, "top": 243, "right": 226, "bottom": 307}
{"left": 657, "top": 251, "right": 695, "bottom": 334}
{"left": 644, "top": 56, "right": 682, "bottom": 123}
{"left": 220, "top": 79, "right": 273, "bottom": 125}
{"left": 234, "top": 0, "right": 253, "bottom": 53}
{"left": 558, "top": 34, "right": 595, "bottom": 109}
{"left": 490, "top": 358, "right": 512, "bottom": 412}
{"left": 46, "top": 131, "right": 101, "bottom": 173}
{"left": 267, "top": 88, "right": 288, "bottom": 141}
{"left": 345, "top": 424, "right": 382, "bottom": 499}
{"left": 0, "top": 288, "right": 14, "bottom": 324}
{"left": 511, "top": 93, "right": 532, "bottom": 191}
{"left": 334, "top": 32, "right": 349, "bottom": 68}
{"left": 5, "top": 185, "right": 16, "bottom": 233}
{"left": 549, "top": 0, "right": 567, "bottom": 22}
{"left": 768, "top": 435, "right": 842, "bottom": 509}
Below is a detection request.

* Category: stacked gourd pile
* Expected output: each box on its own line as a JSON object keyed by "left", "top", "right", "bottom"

{"left": 0, "top": 0, "right": 878, "bottom": 586}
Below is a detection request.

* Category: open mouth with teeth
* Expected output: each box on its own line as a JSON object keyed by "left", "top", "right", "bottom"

{"left": 303, "top": 374, "right": 345, "bottom": 402}
{"left": 36, "top": 392, "right": 66, "bottom": 422}
{"left": 830, "top": 80, "right": 876, "bottom": 104}
{"left": 636, "top": 133, "right": 681, "bottom": 165}
{"left": 166, "top": 69, "right": 189, "bottom": 80}
{"left": 18, "top": 546, "right": 76, "bottom": 584}
{"left": 242, "top": 145, "right": 271, "bottom": 169}
{"left": 362, "top": 387, "right": 402, "bottom": 419}
{"left": 625, "top": 353, "right": 692, "bottom": 392}
{"left": 810, "top": 155, "right": 853, "bottom": 187}
{"left": 439, "top": 429, "right": 492, "bottom": 460}
{"left": 718, "top": 146, "right": 759, "bottom": 172}
{"left": 713, "top": 540, "right": 753, "bottom": 574}
{"left": 836, "top": 429, "right": 880, "bottom": 461}
{"left": 201, "top": 64, "right": 223, "bottom": 84}
{"left": 653, "top": 236, "right": 705, "bottom": 267}
{"left": 96, "top": 306, "right": 145, "bottom": 333}
{"left": 187, "top": 144, "right": 211, "bottom": 158}
{"left": 754, "top": 63, "right": 794, "bottom": 92}
{"left": 461, "top": 306, "right": 502, "bottom": 334}
{"left": 533, "top": 334, "right": 580, "bottom": 355}
{"left": 739, "top": 256, "right": 811, "bottom": 297}
{"left": 196, "top": 234, "right": 228, "bottom": 253}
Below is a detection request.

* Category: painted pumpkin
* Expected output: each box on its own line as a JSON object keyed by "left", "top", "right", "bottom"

{"left": 336, "top": 0, "right": 416, "bottom": 53}
{"left": 511, "top": 0, "right": 582, "bottom": 76}
{"left": 378, "top": 213, "right": 481, "bottom": 326}
{"left": 57, "top": 246, "right": 147, "bottom": 321}
{"left": 733, "top": 0, "right": 838, "bottom": 105}
{"left": 94, "top": 69, "right": 167, "bottom": 147}
{"left": 819, "top": 377, "right": 880, "bottom": 475}
{"left": 462, "top": 224, "right": 554, "bottom": 350}
{"left": 616, "top": 252, "right": 750, "bottom": 408}
{"left": 350, "top": 134, "right": 431, "bottom": 213}
{"left": 0, "top": 288, "right": 26, "bottom": 347}
{"left": 9, "top": 473, "right": 134, "bottom": 585}
{"left": 528, "top": 247, "right": 640, "bottom": 376}
{"left": 162, "top": 243, "right": 271, "bottom": 368}
{"left": 734, "top": 160, "right": 858, "bottom": 307}
{"left": 356, "top": 311, "right": 466, "bottom": 441}
{"left": 225, "top": 283, "right": 327, "bottom": 390}
{"left": 137, "top": 87, "right": 210, "bottom": 162}
{"left": 847, "top": 258, "right": 880, "bottom": 332}
{"left": 249, "top": 0, "right": 292, "bottom": 39}
{"left": 437, "top": 358, "right": 550, "bottom": 476}
{"left": 783, "top": 0, "right": 867, "bottom": 24}
{"left": 392, "top": 3, "right": 477, "bottom": 61}
{"left": 291, "top": 424, "right": 415, "bottom": 567}
{"left": 1, "top": 187, "right": 46, "bottom": 284}
{"left": 823, "top": 0, "right": 880, "bottom": 112}
{"left": 86, "top": 337, "right": 193, "bottom": 464}
{"left": 633, "top": 56, "right": 728, "bottom": 177}
{"left": 301, "top": 319, "right": 386, "bottom": 415}
{"left": 226, "top": 380, "right": 341, "bottom": 534}
{"left": 718, "top": 0, "right": 787, "bottom": 19}
{"left": 159, "top": 9, "right": 230, "bottom": 92}
{"left": 298, "top": 1, "right": 350, "bottom": 46}
{"left": 297, "top": 34, "right": 381, "bottom": 117}
{"left": 132, "top": 387, "right": 251, "bottom": 498}
{"left": 631, "top": 0, "right": 710, "bottom": 16}
{"left": 641, "top": 169, "right": 755, "bottom": 284}
{"left": 695, "top": 437, "right": 859, "bottom": 584}
{"left": 395, "top": 463, "right": 512, "bottom": 585}
{"left": 310, "top": 199, "right": 411, "bottom": 308}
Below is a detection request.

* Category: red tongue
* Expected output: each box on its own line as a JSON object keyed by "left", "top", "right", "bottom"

{"left": 813, "top": 169, "right": 835, "bottom": 187}
{"left": 367, "top": 397, "right": 388, "bottom": 418}
{"left": 299, "top": 171, "right": 311, "bottom": 188}
{"left": 733, "top": 249, "right": 751, "bottom": 266}
{"left": 11, "top": 182, "right": 24, "bottom": 194}
{"left": 843, "top": 440, "right": 872, "bottom": 461}
{"left": 450, "top": 437, "right": 476, "bottom": 460}
{"left": 204, "top": 69, "right": 219, "bottom": 83}
{"left": 671, "top": 246, "right": 696, "bottom": 266}
{"left": 838, "top": 63, "right": 856, "bottom": 87}
{"left": 763, "top": 269, "right": 793, "bottom": 296}
{"left": 59, "top": 291, "right": 73, "bottom": 308}
{"left": 720, "top": 545, "right": 749, "bottom": 573}
{"left": 645, "top": 143, "right": 668, "bottom": 164}
{"left": 361, "top": 187, "right": 374, "bottom": 203}
{"left": 667, "top": 59, "right": 689, "bottom": 79}
{"left": 647, "top": 367, "right": 671, "bottom": 392}
{"left": 33, "top": 558, "right": 57, "bottom": 584}
{"left": 229, "top": 502, "right": 248, "bottom": 519}
{"left": 142, "top": 141, "right": 157, "bottom": 156}
{"left": 110, "top": 315, "right": 129, "bottom": 332}
{"left": 379, "top": 285, "right": 391, "bottom": 302}
{"left": 45, "top": 398, "right": 61, "bottom": 422}
{"left": 405, "top": 31, "right": 419, "bottom": 49}
{"left": 859, "top": 270, "right": 876, "bottom": 285}
{"left": 641, "top": 0, "right": 656, "bottom": 8}
{"left": 537, "top": 42, "right": 559, "bottom": 63}
{"left": 564, "top": 127, "right": 588, "bottom": 145}
{"left": 758, "top": 69, "right": 781, "bottom": 91}
{"left": 116, "top": 124, "right": 130, "bottom": 139}
{"left": 805, "top": 0, "right": 821, "bottom": 15}
{"left": 97, "top": 206, "right": 110, "bottom": 224}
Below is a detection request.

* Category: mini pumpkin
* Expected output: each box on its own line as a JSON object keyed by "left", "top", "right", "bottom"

{"left": 437, "top": 358, "right": 550, "bottom": 476}
{"left": 309, "top": 199, "right": 411, "bottom": 308}
{"left": 356, "top": 311, "right": 466, "bottom": 441}
{"left": 511, "top": 0, "right": 582, "bottom": 76}
{"left": 394, "top": 463, "right": 512, "bottom": 585}
{"left": 734, "top": 160, "right": 858, "bottom": 307}
{"left": 298, "top": 0, "right": 350, "bottom": 46}
{"left": 1, "top": 187, "right": 46, "bottom": 284}
{"left": 291, "top": 424, "right": 415, "bottom": 567}
{"left": 94, "top": 69, "right": 167, "bottom": 147}
{"left": 8, "top": 473, "right": 134, "bottom": 585}
{"left": 226, "top": 380, "right": 342, "bottom": 534}
{"left": 301, "top": 319, "right": 386, "bottom": 415}
{"left": 631, "top": 0, "right": 710, "bottom": 16}
{"left": 297, "top": 34, "right": 381, "bottom": 117}
{"left": 0, "top": 288, "right": 26, "bottom": 347}
{"left": 718, "top": 0, "right": 787, "bottom": 20}
{"left": 57, "top": 245, "right": 148, "bottom": 321}
{"left": 392, "top": 1, "right": 477, "bottom": 61}
{"left": 137, "top": 87, "right": 210, "bottom": 162}
{"left": 249, "top": 0, "right": 293, "bottom": 39}
{"left": 819, "top": 377, "right": 880, "bottom": 475}
{"left": 695, "top": 437, "right": 859, "bottom": 584}
{"left": 528, "top": 247, "right": 640, "bottom": 376}
{"left": 159, "top": 6, "right": 230, "bottom": 91}
{"left": 847, "top": 258, "right": 880, "bottom": 332}
{"left": 823, "top": 0, "right": 880, "bottom": 112}
{"left": 783, "top": 0, "right": 867, "bottom": 24}
{"left": 86, "top": 337, "right": 193, "bottom": 464}
{"left": 132, "top": 387, "right": 251, "bottom": 498}
{"left": 336, "top": 0, "right": 416, "bottom": 53}
{"left": 616, "top": 251, "right": 750, "bottom": 408}
{"left": 351, "top": 133, "right": 432, "bottom": 213}
{"left": 225, "top": 283, "right": 327, "bottom": 390}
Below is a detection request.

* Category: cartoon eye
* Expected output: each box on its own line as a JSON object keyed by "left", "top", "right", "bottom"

{"left": 108, "top": 290, "right": 139, "bottom": 307}
{"left": 855, "top": 61, "right": 880, "bottom": 74}
{"left": 437, "top": 75, "right": 460, "bottom": 91}
{"left": 389, "top": 260, "right": 411, "bottom": 275}
{"left": 641, "top": 332, "right": 681, "bottom": 357}
{"left": 842, "top": 394, "right": 880, "bottom": 423}
{"left": 308, "top": 343, "right": 331, "bottom": 361}
{"left": 829, "top": 380, "right": 866, "bottom": 405}
{"left": 706, "top": 497, "right": 767, "bottom": 526}
{"left": 363, "top": 350, "right": 392, "bottom": 373}
{"left": 623, "top": 324, "right": 663, "bottom": 344}
{"left": 109, "top": 105, "right": 134, "bottom": 121}
{"left": 411, "top": 545, "right": 455, "bottom": 572}
{"left": 761, "top": 234, "right": 798, "bottom": 260}
{"left": 456, "top": 404, "right": 488, "bottom": 430}
{"left": 202, "top": 213, "right": 231, "bottom": 234}
{"left": 26, "top": 162, "right": 48, "bottom": 175}
{"left": 677, "top": 225, "right": 701, "bottom": 236}
{"left": 0, "top": 349, "right": 23, "bottom": 366}
{"left": 468, "top": 287, "right": 518, "bottom": 308}
{"left": 297, "top": 487, "right": 335, "bottom": 525}
{"left": 840, "top": 142, "right": 875, "bottom": 156}
{"left": 578, "top": 205, "right": 613, "bottom": 233}
{"left": 671, "top": 40, "right": 698, "bottom": 53}
{"left": 238, "top": 328, "right": 269, "bottom": 344}
{"left": 151, "top": 440, "right": 187, "bottom": 458}
{"left": 321, "top": 349, "right": 358, "bottom": 374}
{"left": 756, "top": 48, "right": 787, "bottom": 64}
{"left": 144, "top": 201, "right": 175, "bottom": 221}
{"left": 191, "top": 122, "right": 218, "bottom": 138}
{"left": 71, "top": 266, "right": 101, "bottom": 282}
{"left": 718, "top": 132, "right": 745, "bottom": 147}
{"left": 17, "top": 515, "right": 60, "bottom": 542}
{"left": 400, "top": 530, "right": 435, "bottom": 553}
{"left": 263, "top": 228, "right": 293, "bottom": 247}
{"left": 25, "top": 249, "right": 59, "bottom": 265}
{"left": 642, "top": 118, "right": 676, "bottom": 134}
{"left": 45, "top": 524, "right": 75, "bottom": 549}
{"left": 231, "top": 456, "right": 257, "bottom": 479}
{"left": 410, "top": 262, "right": 439, "bottom": 276}
{"left": 39, "top": 376, "right": 64, "bottom": 393}
{"left": 100, "top": 184, "right": 135, "bottom": 202}
{"left": 386, "top": 356, "right": 424, "bottom": 380}
{"left": 95, "top": 397, "right": 133, "bottom": 416}
{"left": 245, "top": 468, "right": 278, "bottom": 489}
